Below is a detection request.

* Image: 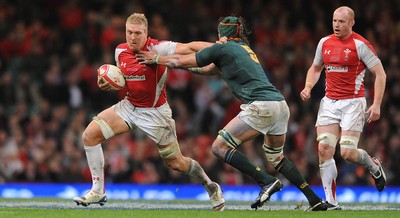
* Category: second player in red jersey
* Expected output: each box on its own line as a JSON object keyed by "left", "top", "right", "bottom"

{"left": 300, "top": 6, "right": 387, "bottom": 210}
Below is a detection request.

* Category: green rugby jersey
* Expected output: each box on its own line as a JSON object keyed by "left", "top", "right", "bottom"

{"left": 195, "top": 40, "right": 284, "bottom": 103}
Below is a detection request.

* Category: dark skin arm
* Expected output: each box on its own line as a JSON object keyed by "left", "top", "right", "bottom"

{"left": 136, "top": 37, "right": 227, "bottom": 76}
{"left": 136, "top": 51, "right": 221, "bottom": 76}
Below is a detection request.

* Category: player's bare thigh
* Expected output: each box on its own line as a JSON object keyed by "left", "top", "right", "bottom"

{"left": 212, "top": 116, "right": 260, "bottom": 158}
{"left": 224, "top": 117, "right": 260, "bottom": 142}
{"left": 264, "top": 134, "right": 286, "bottom": 148}
{"left": 316, "top": 124, "right": 340, "bottom": 137}
{"left": 83, "top": 107, "right": 130, "bottom": 146}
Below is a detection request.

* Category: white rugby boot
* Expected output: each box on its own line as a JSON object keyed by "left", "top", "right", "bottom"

{"left": 73, "top": 190, "right": 107, "bottom": 207}
{"left": 209, "top": 182, "right": 225, "bottom": 211}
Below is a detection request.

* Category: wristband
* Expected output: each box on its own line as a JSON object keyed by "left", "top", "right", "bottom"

{"left": 153, "top": 54, "right": 159, "bottom": 64}
{"left": 188, "top": 67, "right": 203, "bottom": 75}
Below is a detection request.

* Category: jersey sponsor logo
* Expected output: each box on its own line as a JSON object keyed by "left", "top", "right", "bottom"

{"left": 125, "top": 75, "right": 146, "bottom": 81}
{"left": 326, "top": 65, "right": 348, "bottom": 73}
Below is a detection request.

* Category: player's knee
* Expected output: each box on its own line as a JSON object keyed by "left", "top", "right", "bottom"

{"left": 82, "top": 123, "right": 105, "bottom": 146}
{"left": 212, "top": 137, "right": 233, "bottom": 159}
{"left": 340, "top": 149, "right": 358, "bottom": 162}
{"left": 316, "top": 132, "right": 338, "bottom": 147}
{"left": 163, "top": 154, "right": 187, "bottom": 172}
{"left": 211, "top": 143, "right": 219, "bottom": 157}
{"left": 339, "top": 135, "right": 359, "bottom": 149}
{"left": 158, "top": 141, "right": 181, "bottom": 159}
{"left": 93, "top": 116, "right": 115, "bottom": 139}
{"left": 81, "top": 129, "right": 90, "bottom": 146}
{"left": 262, "top": 144, "right": 283, "bottom": 167}
{"left": 164, "top": 159, "right": 181, "bottom": 171}
{"left": 317, "top": 133, "right": 337, "bottom": 160}
{"left": 217, "top": 129, "right": 241, "bottom": 149}
{"left": 340, "top": 150, "right": 353, "bottom": 161}
{"left": 318, "top": 144, "right": 334, "bottom": 160}
{"left": 339, "top": 136, "right": 359, "bottom": 162}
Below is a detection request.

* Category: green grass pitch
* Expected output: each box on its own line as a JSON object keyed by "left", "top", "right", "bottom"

{"left": 0, "top": 198, "right": 399, "bottom": 218}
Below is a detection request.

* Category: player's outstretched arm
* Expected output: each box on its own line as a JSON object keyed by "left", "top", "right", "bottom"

{"left": 175, "top": 41, "right": 214, "bottom": 55}
{"left": 136, "top": 51, "right": 197, "bottom": 69}
{"left": 137, "top": 50, "right": 220, "bottom": 76}
{"left": 188, "top": 64, "right": 221, "bottom": 76}
{"left": 174, "top": 36, "right": 228, "bottom": 55}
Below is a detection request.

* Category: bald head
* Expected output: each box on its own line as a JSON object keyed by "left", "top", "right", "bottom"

{"left": 332, "top": 6, "right": 355, "bottom": 40}
{"left": 334, "top": 6, "right": 355, "bottom": 20}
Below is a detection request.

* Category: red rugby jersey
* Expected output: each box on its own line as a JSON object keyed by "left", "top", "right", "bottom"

{"left": 313, "top": 32, "right": 380, "bottom": 100}
{"left": 115, "top": 38, "right": 169, "bottom": 107}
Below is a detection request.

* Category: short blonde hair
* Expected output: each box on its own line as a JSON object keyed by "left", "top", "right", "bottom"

{"left": 335, "top": 6, "right": 355, "bottom": 20}
{"left": 126, "top": 13, "right": 148, "bottom": 28}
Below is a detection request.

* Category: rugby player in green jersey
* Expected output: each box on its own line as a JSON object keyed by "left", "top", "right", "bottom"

{"left": 137, "top": 16, "right": 327, "bottom": 211}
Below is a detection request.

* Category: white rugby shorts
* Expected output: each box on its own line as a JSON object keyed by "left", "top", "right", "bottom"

{"left": 238, "top": 100, "right": 289, "bottom": 135}
{"left": 113, "top": 99, "right": 177, "bottom": 145}
{"left": 316, "top": 96, "right": 366, "bottom": 132}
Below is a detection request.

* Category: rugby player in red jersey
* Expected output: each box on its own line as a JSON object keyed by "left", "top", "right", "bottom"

{"left": 300, "top": 6, "right": 387, "bottom": 210}
{"left": 73, "top": 13, "right": 225, "bottom": 211}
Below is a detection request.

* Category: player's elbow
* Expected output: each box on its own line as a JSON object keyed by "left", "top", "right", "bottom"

{"left": 381, "top": 71, "right": 387, "bottom": 80}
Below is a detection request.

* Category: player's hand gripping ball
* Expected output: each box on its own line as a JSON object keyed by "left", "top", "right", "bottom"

{"left": 97, "top": 64, "right": 126, "bottom": 90}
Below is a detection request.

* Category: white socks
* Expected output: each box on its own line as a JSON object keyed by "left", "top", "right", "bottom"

{"left": 319, "top": 149, "right": 379, "bottom": 205}
{"left": 319, "top": 159, "right": 338, "bottom": 205}
{"left": 186, "top": 159, "right": 214, "bottom": 194}
{"left": 84, "top": 144, "right": 105, "bottom": 194}
{"left": 357, "top": 149, "right": 379, "bottom": 174}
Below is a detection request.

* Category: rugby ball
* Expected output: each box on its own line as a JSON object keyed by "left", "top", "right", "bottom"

{"left": 97, "top": 64, "right": 126, "bottom": 90}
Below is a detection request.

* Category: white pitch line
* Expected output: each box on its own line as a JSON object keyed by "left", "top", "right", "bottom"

{"left": 0, "top": 201, "right": 400, "bottom": 211}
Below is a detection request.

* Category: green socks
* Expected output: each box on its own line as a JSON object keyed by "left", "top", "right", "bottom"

{"left": 224, "top": 148, "right": 276, "bottom": 186}
{"left": 276, "top": 157, "right": 321, "bottom": 205}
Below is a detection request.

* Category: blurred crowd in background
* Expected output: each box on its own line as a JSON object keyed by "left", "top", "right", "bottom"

{"left": 1, "top": 0, "right": 400, "bottom": 189}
